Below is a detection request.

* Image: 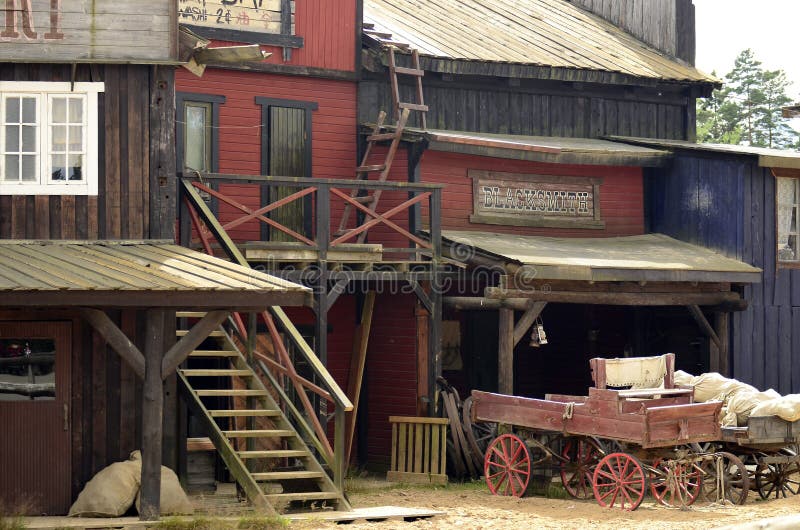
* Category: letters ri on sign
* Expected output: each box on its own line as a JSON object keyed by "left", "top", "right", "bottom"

{"left": 1, "top": 0, "right": 64, "bottom": 41}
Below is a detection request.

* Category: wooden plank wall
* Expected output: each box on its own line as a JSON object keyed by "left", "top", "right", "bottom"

{"left": 360, "top": 76, "right": 690, "bottom": 140}
{"left": 569, "top": 0, "right": 695, "bottom": 64}
{"left": 0, "top": 63, "right": 175, "bottom": 240}
{"left": 647, "top": 151, "right": 800, "bottom": 394}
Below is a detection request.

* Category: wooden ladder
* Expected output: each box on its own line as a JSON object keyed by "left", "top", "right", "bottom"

{"left": 176, "top": 313, "right": 350, "bottom": 514}
{"left": 335, "top": 46, "right": 428, "bottom": 242}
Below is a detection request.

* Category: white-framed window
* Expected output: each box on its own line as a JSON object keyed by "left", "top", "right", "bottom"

{"left": 777, "top": 176, "right": 800, "bottom": 264}
{"left": 0, "top": 82, "right": 104, "bottom": 195}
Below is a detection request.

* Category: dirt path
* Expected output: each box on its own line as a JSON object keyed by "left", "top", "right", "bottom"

{"left": 330, "top": 481, "right": 800, "bottom": 530}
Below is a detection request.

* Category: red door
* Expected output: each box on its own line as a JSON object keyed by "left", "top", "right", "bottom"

{"left": 0, "top": 322, "right": 72, "bottom": 515}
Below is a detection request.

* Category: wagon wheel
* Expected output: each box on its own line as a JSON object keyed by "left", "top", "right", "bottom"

{"left": 755, "top": 461, "right": 800, "bottom": 499}
{"left": 462, "top": 396, "right": 498, "bottom": 472}
{"left": 484, "top": 434, "right": 532, "bottom": 497}
{"left": 592, "top": 452, "right": 648, "bottom": 510}
{"left": 650, "top": 458, "right": 703, "bottom": 507}
{"left": 560, "top": 437, "right": 603, "bottom": 499}
{"left": 700, "top": 452, "right": 749, "bottom": 505}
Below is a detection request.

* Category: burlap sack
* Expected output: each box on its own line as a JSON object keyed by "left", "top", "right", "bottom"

{"left": 674, "top": 370, "right": 693, "bottom": 386}
{"left": 135, "top": 465, "right": 194, "bottom": 515}
{"left": 751, "top": 394, "right": 800, "bottom": 422}
{"left": 69, "top": 452, "right": 142, "bottom": 517}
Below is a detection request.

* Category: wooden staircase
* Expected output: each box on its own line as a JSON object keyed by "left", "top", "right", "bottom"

{"left": 176, "top": 312, "right": 350, "bottom": 514}
{"left": 335, "top": 44, "right": 428, "bottom": 243}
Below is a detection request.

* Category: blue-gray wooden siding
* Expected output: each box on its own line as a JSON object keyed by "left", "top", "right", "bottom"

{"left": 647, "top": 151, "right": 800, "bottom": 393}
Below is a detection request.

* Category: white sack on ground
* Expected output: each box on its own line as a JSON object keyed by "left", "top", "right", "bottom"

{"left": 69, "top": 451, "right": 142, "bottom": 517}
{"left": 135, "top": 465, "right": 194, "bottom": 515}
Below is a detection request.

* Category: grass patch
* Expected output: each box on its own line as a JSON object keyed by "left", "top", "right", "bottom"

{"left": 153, "top": 515, "right": 289, "bottom": 530}
{"left": 0, "top": 516, "right": 25, "bottom": 530}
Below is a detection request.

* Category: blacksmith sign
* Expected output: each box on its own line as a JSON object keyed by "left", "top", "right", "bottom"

{"left": 469, "top": 170, "right": 605, "bottom": 229}
{"left": 0, "top": 0, "right": 178, "bottom": 63}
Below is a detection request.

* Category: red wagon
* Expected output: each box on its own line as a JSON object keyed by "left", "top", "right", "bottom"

{"left": 471, "top": 353, "right": 726, "bottom": 510}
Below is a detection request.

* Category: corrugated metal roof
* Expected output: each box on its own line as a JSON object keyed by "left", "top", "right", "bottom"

{"left": 0, "top": 240, "right": 309, "bottom": 301}
{"left": 442, "top": 231, "right": 762, "bottom": 283}
{"left": 608, "top": 136, "right": 800, "bottom": 169}
{"left": 363, "top": 0, "right": 718, "bottom": 84}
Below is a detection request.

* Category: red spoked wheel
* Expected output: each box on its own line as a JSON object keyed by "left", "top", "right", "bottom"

{"left": 560, "top": 437, "right": 603, "bottom": 499}
{"left": 484, "top": 434, "right": 532, "bottom": 497}
{"left": 650, "top": 458, "right": 703, "bottom": 507}
{"left": 592, "top": 452, "right": 648, "bottom": 510}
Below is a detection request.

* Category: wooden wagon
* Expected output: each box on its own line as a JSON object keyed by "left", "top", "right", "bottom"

{"left": 471, "top": 353, "right": 728, "bottom": 509}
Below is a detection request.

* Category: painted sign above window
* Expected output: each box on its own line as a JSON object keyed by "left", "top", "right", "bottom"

{"left": 0, "top": 0, "right": 176, "bottom": 63}
{"left": 179, "top": 0, "right": 303, "bottom": 48}
{"left": 469, "top": 170, "right": 605, "bottom": 229}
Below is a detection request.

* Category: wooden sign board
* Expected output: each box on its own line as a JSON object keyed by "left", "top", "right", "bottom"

{"left": 469, "top": 170, "right": 605, "bottom": 229}
{"left": 0, "top": 0, "right": 178, "bottom": 63}
{"left": 178, "top": 0, "right": 302, "bottom": 48}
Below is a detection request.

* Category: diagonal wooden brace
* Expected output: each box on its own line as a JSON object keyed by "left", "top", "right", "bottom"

{"left": 162, "top": 310, "right": 230, "bottom": 377}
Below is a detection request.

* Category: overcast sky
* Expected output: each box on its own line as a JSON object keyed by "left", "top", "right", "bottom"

{"left": 694, "top": 0, "right": 800, "bottom": 96}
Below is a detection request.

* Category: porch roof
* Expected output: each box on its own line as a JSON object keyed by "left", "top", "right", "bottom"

{"left": 442, "top": 231, "right": 762, "bottom": 284}
{"left": 0, "top": 240, "right": 310, "bottom": 309}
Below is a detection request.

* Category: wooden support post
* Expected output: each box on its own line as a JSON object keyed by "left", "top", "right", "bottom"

{"left": 140, "top": 309, "right": 165, "bottom": 521}
{"left": 512, "top": 302, "right": 547, "bottom": 346}
{"left": 334, "top": 406, "right": 345, "bottom": 491}
{"left": 715, "top": 312, "right": 730, "bottom": 377}
{"left": 345, "top": 291, "right": 375, "bottom": 465}
{"left": 498, "top": 308, "right": 514, "bottom": 395}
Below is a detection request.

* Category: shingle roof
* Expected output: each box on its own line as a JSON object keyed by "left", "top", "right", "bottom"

{"left": 364, "top": 0, "right": 718, "bottom": 85}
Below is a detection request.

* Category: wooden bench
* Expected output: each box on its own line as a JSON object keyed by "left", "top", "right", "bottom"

{"left": 590, "top": 353, "right": 694, "bottom": 400}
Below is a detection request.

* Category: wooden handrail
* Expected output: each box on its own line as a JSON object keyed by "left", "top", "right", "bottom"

{"left": 180, "top": 172, "right": 444, "bottom": 191}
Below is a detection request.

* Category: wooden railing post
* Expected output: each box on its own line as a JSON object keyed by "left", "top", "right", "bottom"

{"left": 334, "top": 406, "right": 346, "bottom": 490}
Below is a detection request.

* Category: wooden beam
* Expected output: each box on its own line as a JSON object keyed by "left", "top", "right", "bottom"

{"left": 686, "top": 305, "right": 722, "bottom": 349}
{"left": 345, "top": 291, "right": 375, "bottom": 466}
{"left": 486, "top": 288, "right": 742, "bottom": 306}
{"left": 443, "top": 297, "right": 532, "bottom": 311}
{"left": 498, "top": 308, "right": 514, "bottom": 395}
{"left": 715, "top": 312, "right": 730, "bottom": 377}
{"left": 161, "top": 310, "right": 230, "bottom": 377}
{"left": 140, "top": 309, "right": 165, "bottom": 520}
{"left": 79, "top": 308, "right": 145, "bottom": 379}
{"left": 513, "top": 302, "right": 547, "bottom": 346}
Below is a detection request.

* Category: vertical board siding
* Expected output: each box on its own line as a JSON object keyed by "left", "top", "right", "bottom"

{"left": 175, "top": 69, "right": 357, "bottom": 242}
{"left": 0, "top": 63, "right": 169, "bottom": 241}
{"left": 648, "top": 151, "right": 800, "bottom": 394}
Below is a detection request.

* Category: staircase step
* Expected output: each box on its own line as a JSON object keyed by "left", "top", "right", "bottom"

{"left": 238, "top": 450, "right": 309, "bottom": 459}
{"left": 195, "top": 389, "right": 267, "bottom": 397}
{"left": 188, "top": 349, "right": 239, "bottom": 357}
{"left": 181, "top": 369, "right": 253, "bottom": 377}
{"left": 264, "top": 491, "right": 341, "bottom": 502}
{"left": 356, "top": 164, "right": 386, "bottom": 173}
{"left": 253, "top": 471, "right": 324, "bottom": 481}
{"left": 177, "top": 329, "right": 225, "bottom": 337}
{"left": 398, "top": 102, "right": 429, "bottom": 112}
{"left": 394, "top": 66, "right": 424, "bottom": 77}
{"left": 208, "top": 409, "right": 280, "bottom": 418}
{"left": 223, "top": 429, "right": 295, "bottom": 438}
{"left": 176, "top": 311, "right": 207, "bottom": 318}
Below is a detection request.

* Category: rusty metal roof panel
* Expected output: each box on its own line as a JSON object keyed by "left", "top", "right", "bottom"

{"left": 364, "top": 0, "right": 718, "bottom": 84}
{"left": 0, "top": 240, "right": 309, "bottom": 295}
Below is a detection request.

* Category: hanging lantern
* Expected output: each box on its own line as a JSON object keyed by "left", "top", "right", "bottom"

{"left": 529, "top": 317, "right": 548, "bottom": 347}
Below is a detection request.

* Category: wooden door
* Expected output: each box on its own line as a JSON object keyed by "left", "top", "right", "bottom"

{"left": 0, "top": 322, "right": 72, "bottom": 515}
{"left": 268, "top": 106, "right": 307, "bottom": 241}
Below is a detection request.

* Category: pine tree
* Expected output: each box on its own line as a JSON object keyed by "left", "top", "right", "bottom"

{"left": 755, "top": 69, "right": 796, "bottom": 148}
{"left": 725, "top": 49, "right": 765, "bottom": 146}
{"left": 697, "top": 75, "right": 742, "bottom": 144}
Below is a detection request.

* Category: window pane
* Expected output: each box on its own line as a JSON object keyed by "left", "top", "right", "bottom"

{"left": 51, "top": 154, "right": 66, "bottom": 181}
{"left": 0, "top": 338, "right": 56, "bottom": 402}
{"left": 68, "top": 154, "right": 83, "bottom": 181}
{"left": 51, "top": 98, "right": 66, "bottom": 123}
{"left": 4, "top": 155, "right": 19, "bottom": 181}
{"left": 68, "top": 125, "right": 83, "bottom": 151}
{"left": 69, "top": 98, "right": 83, "bottom": 123}
{"left": 778, "top": 177, "right": 800, "bottom": 261}
{"left": 51, "top": 125, "right": 66, "bottom": 152}
{"left": 21, "top": 155, "right": 36, "bottom": 181}
{"left": 21, "top": 98, "right": 36, "bottom": 123}
{"left": 184, "top": 103, "right": 209, "bottom": 171}
{"left": 5, "top": 98, "right": 19, "bottom": 123}
{"left": 5, "top": 125, "right": 19, "bottom": 151}
{"left": 21, "top": 125, "right": 36, "bottom": 152}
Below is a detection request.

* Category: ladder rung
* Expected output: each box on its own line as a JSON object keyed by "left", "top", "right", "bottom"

{"left": 208, "top": 409, "right": 280, "bottom": 417}
{"left": 177, "top": 329, "right": 225, "bottom": 337}
{"left": 264, "top": 492, "right": 340, "bottom": 502}
{"left": 398, "top": 102, "right": 429, "bottom": 112}
{"left": 195, "top": 389, "right": 267, "bottom": 397}
{"left": 393, "top": 66, "right": 424, "bottom": 77}
{"left": 188, "top": 349, "right": 239, "bottom": 357}
{"left": 176, "top": 311, "right": 207, "bottom": 318}
{"left": 253, "top": 471, "right": 324, "bottom": 480}
{"left": 367, "top": 132, "right": 398, "bottom": 142}
{"left": 351, "top": 195, "right": 373, "bottom": 204}
{"left": 356, "top": 164, "right": 386, "bottom": 173}
{"left": 238, "top": 450, "right": 309, "bottom": 459}
{"left": 333, "top": 229, "right": 354, "bottom": 237}
{"left": 181, "top": 369, "right": 252, "bottom": 377}
{"left": 223, "top": 429, "right": 295, "bottom": 438}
